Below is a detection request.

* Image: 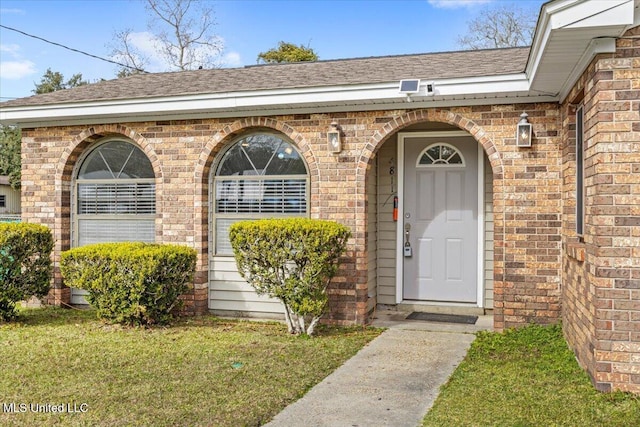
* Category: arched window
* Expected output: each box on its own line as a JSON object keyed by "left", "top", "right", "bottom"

{"left": 74, "top": 140, "right": 156, "bottom": 246}
{"left": 212, "top": 133, "right": 309, "bottom": 254}
{"left": 417, "top": 143, "right": 465, "bottom": 167}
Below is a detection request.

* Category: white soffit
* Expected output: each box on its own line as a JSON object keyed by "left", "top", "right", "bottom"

{"left": 528, "top": 0, "right": 636, "bottom": 101}
{"left": 0, "top": 74, "right": 547, "bottom": 127}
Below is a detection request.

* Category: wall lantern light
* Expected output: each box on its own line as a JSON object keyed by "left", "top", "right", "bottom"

{"left": 516, "top": 111, "right": 532, "bottom": 147}
{"left": 328, "top": 121, "right": 341, "bottom": 153}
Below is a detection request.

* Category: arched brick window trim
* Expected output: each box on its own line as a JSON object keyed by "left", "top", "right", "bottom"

{"left": 194, "top": 117, "right": 320, "bottom": 241}
{"left": 193, "top": 117, "right": 319, "bottom": 289}
{"left": 55, "top": 125, "right": 161, "bottom": 251}
{"left": 57, "top": 124, "right": 162, "bottom": 182}
{"left": 194, "top": 117, "right": 319, "bottom": 184}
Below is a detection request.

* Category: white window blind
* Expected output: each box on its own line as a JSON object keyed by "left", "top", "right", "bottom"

{"left": 78, "top": 183, "right": 155, "bottom": 214}
{"left": 215, "top": 178, "right": 307, "bottom": 214}
{"left": 212, "top": 134, "right": 309, "bottom": 255}
{"left": 78, "top": 218, "right": 155, "bottom": 246}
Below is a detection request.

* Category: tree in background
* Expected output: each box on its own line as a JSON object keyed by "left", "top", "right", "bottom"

{"left": 110, "top": 28, "right": 150, "bottom": 78}
{"left": 33, "top": 68, "right": 88, "bottom": 94}
{"left": 257, "top": 41, "right": 318, "bottom": 64}
{"left": 0, "top": 126, "right": 21, "bottom": 189}
{"left": 3, "top": 69, "right": 88, "bottom": 188}
{"left": 110, "top": 0, "right": 223, "bottom": 74}
{"left": 457, "top": 5, "right": 537, "bottom": 50}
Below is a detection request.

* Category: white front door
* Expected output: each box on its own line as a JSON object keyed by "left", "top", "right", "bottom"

{"left": 402, "top": 136, "right": 478, "bottom": 303}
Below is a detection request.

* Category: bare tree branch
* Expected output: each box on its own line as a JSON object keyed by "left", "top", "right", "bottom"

{"left": 457, "top": 5, "right": 537, "bottom": 50}
{"left": 108, "top": 28, "right": 150, "bottom": 77}
{"left": 109, "top": 0, "right": 223, "bottom": 75}
{"left": 145, "top": 0, "right": 222, "bottom": 70}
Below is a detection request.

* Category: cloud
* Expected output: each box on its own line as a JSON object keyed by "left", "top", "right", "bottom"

{"left": 127, "top": 31, "right": 160, "bottom": 57}
{"left": 0, "top": 43, "right": 36, "bottom": 79}
{"left": 0, "top": 60, "right": 37, "bottom": 79}
{"left": 220, "top": 51, "right": 242, "bottom": 68}
{"left": 0, "top": 8, "right": 26, "bottom": 15}
{"left": 111, "top": 31, "right": 171, "bottom": 72}
{"left": 0, "top": 44, "right": 21, "bottom": 56}
{"left": 428, "top": 0, "right": 492, "bottom": 9}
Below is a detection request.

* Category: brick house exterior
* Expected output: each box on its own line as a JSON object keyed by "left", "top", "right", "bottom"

{"left": 1, "top": 0, "right": 638, "bottom": 392}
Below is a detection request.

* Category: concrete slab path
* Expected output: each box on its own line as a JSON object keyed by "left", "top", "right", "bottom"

{"left": 265, "top": 310, "right": 493, "bottom": 427}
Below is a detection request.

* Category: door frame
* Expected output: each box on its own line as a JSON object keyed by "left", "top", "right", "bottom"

{"left": 395, "top": 131, "right": 485, "bottom": 307}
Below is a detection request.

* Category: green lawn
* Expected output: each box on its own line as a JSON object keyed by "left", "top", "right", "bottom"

{"left": 423, "top": 323, "right": 640, "bottom": 427}
{"left": 0, "top": 307, "right": 381, "bottom": 427}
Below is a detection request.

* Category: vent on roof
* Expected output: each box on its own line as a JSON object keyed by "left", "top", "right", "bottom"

{"left": 399, "top": 79, "right": 420, "bottom": 94}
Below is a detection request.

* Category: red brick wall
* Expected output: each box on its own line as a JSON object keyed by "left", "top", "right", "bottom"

{"left": 21, "top": 106, "right": 562, "bottom": 326}
{"left": 562, "top": 27, "right": 640, "bottom": 393}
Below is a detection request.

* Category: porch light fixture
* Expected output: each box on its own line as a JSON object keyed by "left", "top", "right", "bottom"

{"left": 516, "top": 111, "right": 532, "bottom": 147}
{"left": 328, "top": 121, "right": 341, "bottom": 153}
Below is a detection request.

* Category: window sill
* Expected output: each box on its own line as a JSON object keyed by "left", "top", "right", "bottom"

{"left": 566, "top": 242, "right": 586, "bottom": 262}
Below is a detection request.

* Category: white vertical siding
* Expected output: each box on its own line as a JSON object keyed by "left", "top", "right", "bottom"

{"left": 367, "top": 159, "right": 378, "bottom": 313}
{"left": 0, "top": 184, "right": 21, "bottom": 215}
{"left": 484, "top": 155, "right": 494, "bottom": 309}
{"left": 376, "top": 138, "right": 398, "bottom": 305}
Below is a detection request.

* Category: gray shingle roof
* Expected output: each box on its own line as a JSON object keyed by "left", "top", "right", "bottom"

{"left": 2, "top": 47, "right": 529, "bottom": 108}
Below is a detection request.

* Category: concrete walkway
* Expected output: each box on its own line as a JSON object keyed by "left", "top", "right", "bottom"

{"left": 265, "top": 310, "right": 493, "bottom": 427}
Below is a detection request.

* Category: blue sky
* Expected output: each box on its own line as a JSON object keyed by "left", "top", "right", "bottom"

{"left": 0, "top": 0, "right": 545, "bottom": 100}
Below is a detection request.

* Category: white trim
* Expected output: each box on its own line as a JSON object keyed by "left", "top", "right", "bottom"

{"left": 477, "top": 145, "right": 485, "bottom": 308}
{"left": 526, "top": 0, "right": 634, "bottom": 101}
{"left": 395, "top": 131, "right": 483, "bottom": 306}
{"left": 558, "top": 37, "right": 616, "bottom": 102}
{"left": 1, "top": 73, "right": 544, "bottom": 127}
{"left": 396, "top": 135, "right": 405, "bottom": 304}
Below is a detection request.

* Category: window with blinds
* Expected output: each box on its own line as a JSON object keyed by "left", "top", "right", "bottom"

{"left": 213, "top": 134, "right": 309, "bottom": 255}
{"left": 74, "top": 140, "right": 156, "bottom": 247}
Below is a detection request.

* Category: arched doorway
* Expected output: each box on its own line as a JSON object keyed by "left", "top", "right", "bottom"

{"left": 364, "top": 121, "right": 494, "bottom": 313}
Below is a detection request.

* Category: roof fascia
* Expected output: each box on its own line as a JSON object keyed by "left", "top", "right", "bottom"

{"left": 3, "top": 93, "right": 558, "bottom": 129}
{"left": 527, "top": 0, "right": 635, "bottom": 92}
{"left": 1, "top": 73, "right": 538, "bottom": 127}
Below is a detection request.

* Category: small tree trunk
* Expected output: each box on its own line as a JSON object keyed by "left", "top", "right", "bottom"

{"left": 283, "top": 303, "right": 295, "bottom": 334}
{"left": 306, "top": 316, "right": 321, "bottom": 336}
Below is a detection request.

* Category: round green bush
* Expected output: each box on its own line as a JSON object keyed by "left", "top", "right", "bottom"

{"left": 60, "top": 242, "right": 196, "bottom": 326}
{"left": 229, "top": 218, "right": 351, "bottom": 336}
{"left": 0, "top": 223, "right": 53, "bottom": 321}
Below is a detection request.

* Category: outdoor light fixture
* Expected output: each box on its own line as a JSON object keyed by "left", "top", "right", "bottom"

{"left": 516, "top": 111, "right": 532, "bottom": 147}
{"left": 328, "top": 121, "right": 341, "bottom": 153}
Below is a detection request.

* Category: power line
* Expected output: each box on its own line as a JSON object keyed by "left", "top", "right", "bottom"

{"left": 0, "top": 24, "right": 147, "bottom": 73}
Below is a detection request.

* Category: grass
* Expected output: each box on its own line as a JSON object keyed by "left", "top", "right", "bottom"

{"left": 0, "top": 307, "right": 381, "bottom": 427}
{"left": 423, "top": 323, "right": 640, "bottom": 427}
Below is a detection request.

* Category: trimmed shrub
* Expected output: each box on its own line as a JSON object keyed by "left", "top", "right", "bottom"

{"left": 0, "top": 223, "right": 54, "bottom": 321}
{"left": 229, "top": 218, "right": 351, "bottom": 336}
{"left": 60, "top": 242, "right": 196, "bottom": 326}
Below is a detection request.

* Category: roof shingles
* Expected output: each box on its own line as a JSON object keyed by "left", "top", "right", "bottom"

{"left": 2, "top": 47, "right": 529, "bottom": 108}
